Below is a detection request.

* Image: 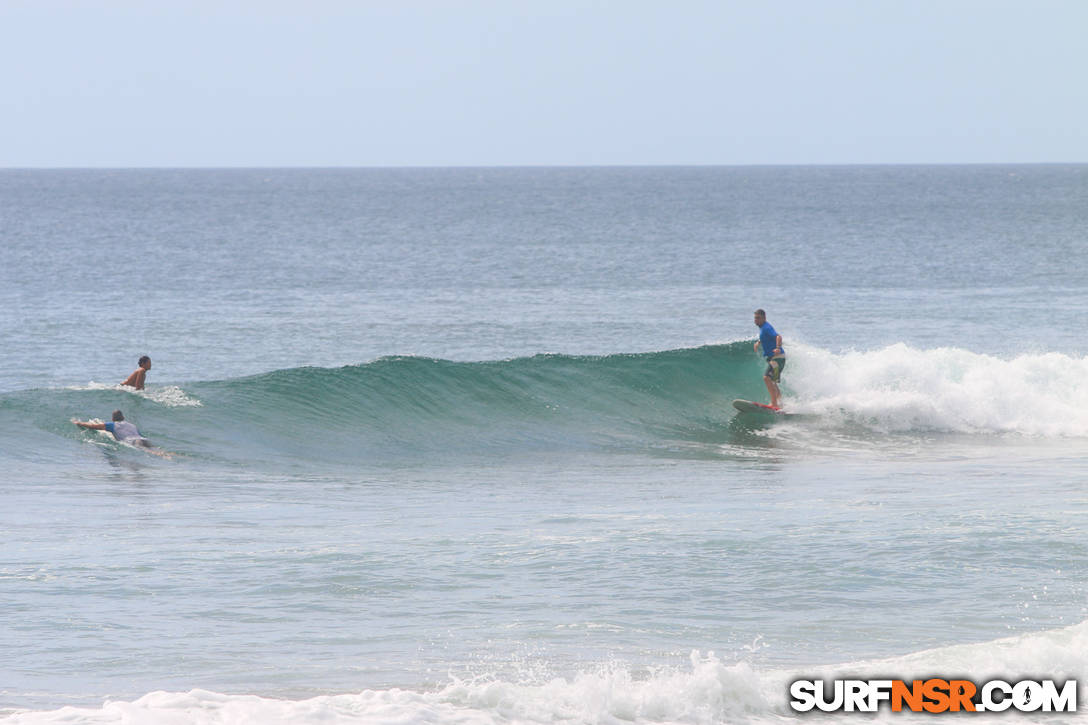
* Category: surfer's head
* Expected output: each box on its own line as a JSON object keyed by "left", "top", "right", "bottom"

{"left": 754, "top": 309, "right": 766, "bottom": 326}
{"left": 138, "top": 355, "right": 151, "bottom": 369}
{"left": 112, "top": 410, "right": 124, "bottom": 421}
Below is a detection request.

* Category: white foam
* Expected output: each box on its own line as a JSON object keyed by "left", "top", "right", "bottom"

{"left": 139, "top": 385, "right": 203, "bottom": 408}
{"left": 838, "top": 617, "right": 1088, "bottom": 681}
{"left": 434, "top": 654, "right": 773, "bottom": 724}
{"left": 6, "top": 621, "right": 1086, "bottom": 724}
{"left": 74, "top": 383, "right": 202, "bottom": 408}
{"left": 787, "top": 343, "right": 1088, "bottom": 436}
{"left": 1, "top": 689, "right": 496, "bottom": 725}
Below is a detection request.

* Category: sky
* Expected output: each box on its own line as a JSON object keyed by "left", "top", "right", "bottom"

{"left": 2, "top": 0, "right": 1087, "bottom": 167}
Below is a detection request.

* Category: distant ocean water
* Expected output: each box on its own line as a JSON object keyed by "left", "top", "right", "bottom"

{"left": 1, "top": 166, "right": 1086, "bottom": 723}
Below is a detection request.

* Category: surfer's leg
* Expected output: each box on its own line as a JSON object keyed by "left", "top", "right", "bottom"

{"left": 764, "top": 376, "right": 780, "bottom": 408}
{"left": 764, "top": 359, "right": 783, "bottom": 408}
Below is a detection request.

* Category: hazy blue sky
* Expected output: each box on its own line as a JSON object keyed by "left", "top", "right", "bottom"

{"left": 3, "top": 0, "right": 1086, "bottom": 167}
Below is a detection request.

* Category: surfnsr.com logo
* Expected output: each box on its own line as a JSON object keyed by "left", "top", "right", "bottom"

{"left": 789, "top": 679, "right": 1078, "bottom": 713}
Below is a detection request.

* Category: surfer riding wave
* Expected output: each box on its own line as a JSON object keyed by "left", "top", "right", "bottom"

{"left": 753, "top": 308, "right": 785, "bottom": 409}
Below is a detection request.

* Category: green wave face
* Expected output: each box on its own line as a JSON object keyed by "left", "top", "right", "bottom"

{"left": 3, "top": 344, "right": 768, "bottom": 467}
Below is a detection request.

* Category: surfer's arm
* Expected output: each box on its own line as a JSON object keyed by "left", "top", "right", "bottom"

{"left": 774, "top": 335, "right": 782, "bottom": 354}
{"left": 72, "top": 419, "right": 106, "bottom": 430}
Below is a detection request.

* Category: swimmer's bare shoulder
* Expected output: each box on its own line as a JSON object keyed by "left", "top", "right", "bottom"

{"left": 120, "top": 368, "right": 145, "bottom": 389}
{"left": 121, "top": 355, "right": 152, "bottom": 390}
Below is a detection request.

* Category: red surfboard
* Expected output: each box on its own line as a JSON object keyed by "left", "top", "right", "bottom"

{"left": 732, "top": 399, "right": 785, "bottom": 414}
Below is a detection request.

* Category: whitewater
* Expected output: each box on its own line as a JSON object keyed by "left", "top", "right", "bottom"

{"left": 2, "top": 166, "right": 1086, "bottom": 723}
{"left": 5, "top": 620, "right": 1087, "bottom": 724}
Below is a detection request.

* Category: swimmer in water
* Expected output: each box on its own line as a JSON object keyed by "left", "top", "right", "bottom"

{"left": 121, "top": 355, "right": 151, "bottom": 390}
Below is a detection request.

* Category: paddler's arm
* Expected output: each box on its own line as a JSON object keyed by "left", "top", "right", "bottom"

{"left": 72, "top": 419, "right": 106, "bottom": 430}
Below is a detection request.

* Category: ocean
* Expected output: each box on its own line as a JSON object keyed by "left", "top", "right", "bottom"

{"left": 1, "top": 165, "right": 1086, "bottom": 723}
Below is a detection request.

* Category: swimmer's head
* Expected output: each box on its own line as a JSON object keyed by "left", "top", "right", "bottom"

{"left": 112, "top": 410, "right": 124, "bottom": 421}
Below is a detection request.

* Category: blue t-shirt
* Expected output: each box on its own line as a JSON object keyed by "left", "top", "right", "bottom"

{"left": 104, "top": 420, "right": 143, "bottom": 442}
{"left": 758, "top": 321, "right": 784, "bottom": 359}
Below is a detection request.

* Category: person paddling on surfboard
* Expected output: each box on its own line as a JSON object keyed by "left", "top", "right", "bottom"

{"left": 73, "top": 409, "right": 151, "bottom": 446}
{"left": 753, "top": 309, "right": 785, "bottom": 409}
{"left": 72, "top": 409, "right": 172, "bottom": 458}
